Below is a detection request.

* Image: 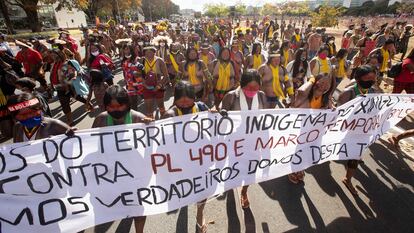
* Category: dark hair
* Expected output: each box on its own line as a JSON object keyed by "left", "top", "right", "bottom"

{"left": 15, "top": 77, "right": 37, "bottom": 91}
{"left": 184, "top": 47, "right": 201, "bottom": 70}
{"left": 336, "top": 48, "right": 348, "bottom": 59}
{"left": 308, "top": 74, "right": 335, "bottom": 108}
{"left": 292, "top": 48, "right": 308, "bottom": 78}
{"left": 88, "top": 43, "right": 105, "bottom": 66}
{"left": 7, "top": 93, "right": 42, "bottom": 116}
{"left": 174, "top": 80, "right": 195, "bottom": 101}
{"left": 240, "top": 69, "right": 262, "bottom": 87}
{"left": 122, "top": 44, "right": 136, "bottom": 62}
{"left": 89, "top": 69, "right": 105, "bottom": 85}
{"left": 218, "top": 47, "right": 231, "bottom": 62}
{"left": 353, "top": 65, "right": 375, "bottom": 81}
{"left": 103, "top": 85, "right": 130, "bottom": 108}
{"left": 251, "top": 42, "right": 261, "bottom": 55}
{"left": 384, "top": 39, "right": 395, "bottom": 46}
{"left": 318, "top": 46, "right": 329, "bottom": 54}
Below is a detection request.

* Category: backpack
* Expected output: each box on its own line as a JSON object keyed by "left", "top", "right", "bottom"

{"left": 387, "top": 62, "right": 403, "bottom": 78}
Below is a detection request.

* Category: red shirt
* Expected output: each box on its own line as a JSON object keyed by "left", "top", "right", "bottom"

{"left": 396, "top": 58, "right": 414, "bottom": 83}
{"left": 15, "top": 48, "right": 43, "bottom": 75}
{"left": 90, "top": 54, "right": 114, "bottom": 70}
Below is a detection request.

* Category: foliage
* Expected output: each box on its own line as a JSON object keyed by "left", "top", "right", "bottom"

{"left": 310, "top": 5, "right": 342, "bottom": 27}
{"left": 203, "top": 3, "right": 229, "bottom": 18}
{"left": 397, "top": 2, "right": 414, "bottom": 14}
{"left": 141, "top": 0, "right": 179, "bottom": 21}
{"left": 345, "top": 0, "right": 399, "bottom": 16}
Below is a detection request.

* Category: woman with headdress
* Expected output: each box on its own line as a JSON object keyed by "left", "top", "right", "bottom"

{"left": 153, "top": 35, "right": 173, "bottom": 61}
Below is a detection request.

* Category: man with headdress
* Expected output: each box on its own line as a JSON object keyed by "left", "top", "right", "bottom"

{"left": 153, "top": 35, "right": 173, "bottom": 61}
{"left": 258, "top": 51, "right": 293, "bottom": 108}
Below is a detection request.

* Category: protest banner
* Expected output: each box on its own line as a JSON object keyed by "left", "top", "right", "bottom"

{"left": 0, "top": 94, "right": 413, "bottom": 233}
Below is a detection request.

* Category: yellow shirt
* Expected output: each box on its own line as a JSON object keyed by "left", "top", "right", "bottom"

{"left": 253, "top": 55, "right": 262, "bottom": 70}
{"left": 337, "top": 59, "right": 346, "bottom": 78}
{"left": 188, "top": 63, "right": 200, "bottom": 85}
{"left": 270, "top": 65, "right": 285, "bottom": 99}
{"left": 144, "top": 58, "right": 157, "bottom": 73}
{"left": 381, "top": 48, "right": 389, "bottom": 72}
{"left": 216, "top": 62, "right": 231, "bottom": 91}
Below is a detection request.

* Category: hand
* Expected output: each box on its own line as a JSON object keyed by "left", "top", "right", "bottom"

{"left": 65, "top": 127, "right": 77, "bottom": 137}
{"left": 219, "top": 109, "right": 228, "bottom": 117}
{"left": 143, "top": 117, "right": 154, "bottom": 124}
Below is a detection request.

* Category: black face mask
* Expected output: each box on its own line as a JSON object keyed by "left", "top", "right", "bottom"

{"left": 359, "top": 80, "right": 375, "bottom": 89}
{"left": 178, "top": 104, "right": 194, "bottom": 114}
{"left": 108, "top": 109, "right": 129, "bottom": 119}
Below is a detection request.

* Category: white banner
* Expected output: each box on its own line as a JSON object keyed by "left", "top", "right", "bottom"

{"left": 0, "top": 94, "right": 413, "bottom": 233}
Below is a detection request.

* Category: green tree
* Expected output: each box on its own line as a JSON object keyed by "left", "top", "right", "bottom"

{"left": 235, "top": 2, "right": 247, "bottom": 16}
{"left": 5, "top": 0, "right": 43, "bottom": 32}
{"left": 0, "top": 0, "right": 15, "bottom": 34}
{"left": 260, "top": 3, "right": 279, "bottom": 16}
{"left": 203, "top": 3, "right": 229, "bottom": 18}
{"left": 310, "top": 5, "right": 342, "bottom": 27}
{"left": 141, "top": 0, "right": 179, "bottom": 21}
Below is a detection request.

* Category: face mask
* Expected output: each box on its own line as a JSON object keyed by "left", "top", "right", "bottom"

{"left": 108, "top": 109, "right": 129, "bottom": 119}
{"left": 178, "top": 105, "right": 194, "bottom": 114}
{"left": 160, "top": 42, "right": 166, "bottom": 47}
{"left": 242, "top": 89, "right": 258, "bottom": 98}
{"left": 19, "top": 115, "right": 42, "bottom": 129}
{"left": 358, "top": 80, "right": 375, "bottom": 89}
{"left": 125, "top": 54, "right": 131, "bottom": 59}
{"left": 138, "top": 30, "right": 143, "bottom": 34}
{"left": 91, "top": 51, "right": 99, "bottom": 56}
{"left": 329, "top": 40, "right": 334, "bottom": 44}
{"left": 138, "top": 41, "right": 144, "bottom": 46}
{"left": 60, "top": 34, "right": 67, "bottom": 39}
{"left": 319, "top": 53, "right": 327, "bottom": 59}
{"left": 14, "top": 89, "right": 24, "bottom": 95}
{"left": 300, "top": 57, "right": 306, "bottom": 61}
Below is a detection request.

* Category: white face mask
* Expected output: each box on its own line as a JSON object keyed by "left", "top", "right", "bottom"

{"left": 138, "top": 41, "right": 144, "bottom": 46}
{"left": 125, "top": 54, "right": 131, "bottom": 58}
{"left": 91, "top": 51, "right": 99, "bottom": 56}
{"left": 160, "top": 42, "right": 166, "bottom": 47}
{"left": 138, "top": 30, "right": 143, "bottom": 34}
{"left": 14, "top": 89, "right": 24, "bottom": 95}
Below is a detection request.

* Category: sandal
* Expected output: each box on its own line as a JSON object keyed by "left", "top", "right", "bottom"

{"left": 196, "top": 220, "right": 214, "bottom": 233}
{"left": 342, "top": 179, "right": 358, "bottom": 196}
{"left": 240, "top": 193, "right": 250, "bottom": 209}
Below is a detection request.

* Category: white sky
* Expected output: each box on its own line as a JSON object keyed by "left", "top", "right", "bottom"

{"left": 171, "top": 0, "right": 282, "bottom": 12}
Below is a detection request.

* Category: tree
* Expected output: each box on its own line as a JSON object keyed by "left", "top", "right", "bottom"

{"left": 203, "top": 3, "right": 229, "bottom": 18}
{"left": 0, "top": 0, "right": 15, "bottom": 34}
{"left": 141, "top": 0, "right": 179, "bottom": 21}
{"left": 260, "top": 3, "right": 279, "bottom": 16}
{"left": 310, "top": 5, "right": 342, "bottom": 27}
{"left": 5, "top": 0, "right": 42, "bottom": 32}
{"left": 234, "top": 2, "right": 247, "bottom": 16}
{"left": 397, "top": 2, "right": 414, "bottom": 14}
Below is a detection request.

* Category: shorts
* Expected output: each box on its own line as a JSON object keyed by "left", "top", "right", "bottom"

{"left": 143, "top": 88, "right": 165, "bottom": 100}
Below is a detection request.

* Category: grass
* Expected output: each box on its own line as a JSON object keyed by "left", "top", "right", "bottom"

{"left": 7, "top": 29, "right": 82, "bottom": 40}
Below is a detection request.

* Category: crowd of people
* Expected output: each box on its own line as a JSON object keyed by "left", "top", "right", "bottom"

{"left": 0, "top": 16, "right": 413, "bottom": 232}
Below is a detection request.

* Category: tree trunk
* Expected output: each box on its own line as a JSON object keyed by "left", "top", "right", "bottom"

{"left": 111, "top": 0, "right": 119, "bottom": 23}
{"left": 0, "top": 0, "right": 15, "bottom": 34}
{"left": 24, "top": 7, "right": 42, "bottom": 32}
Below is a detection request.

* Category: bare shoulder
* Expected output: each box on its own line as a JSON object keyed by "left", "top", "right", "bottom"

{"left": 131, "top": 110, "right": 147, "bottom": 123}
{"left": 92, "top": 112, "right": 108, "bottom": 128}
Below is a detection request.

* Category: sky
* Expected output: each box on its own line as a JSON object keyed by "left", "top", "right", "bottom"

{"left": 171, "top": 0, "right": 282, "bottom": 12}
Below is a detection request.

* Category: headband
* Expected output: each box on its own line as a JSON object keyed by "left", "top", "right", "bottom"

{"left": 8, "top": 98, "right": 39, "bottom": 112}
